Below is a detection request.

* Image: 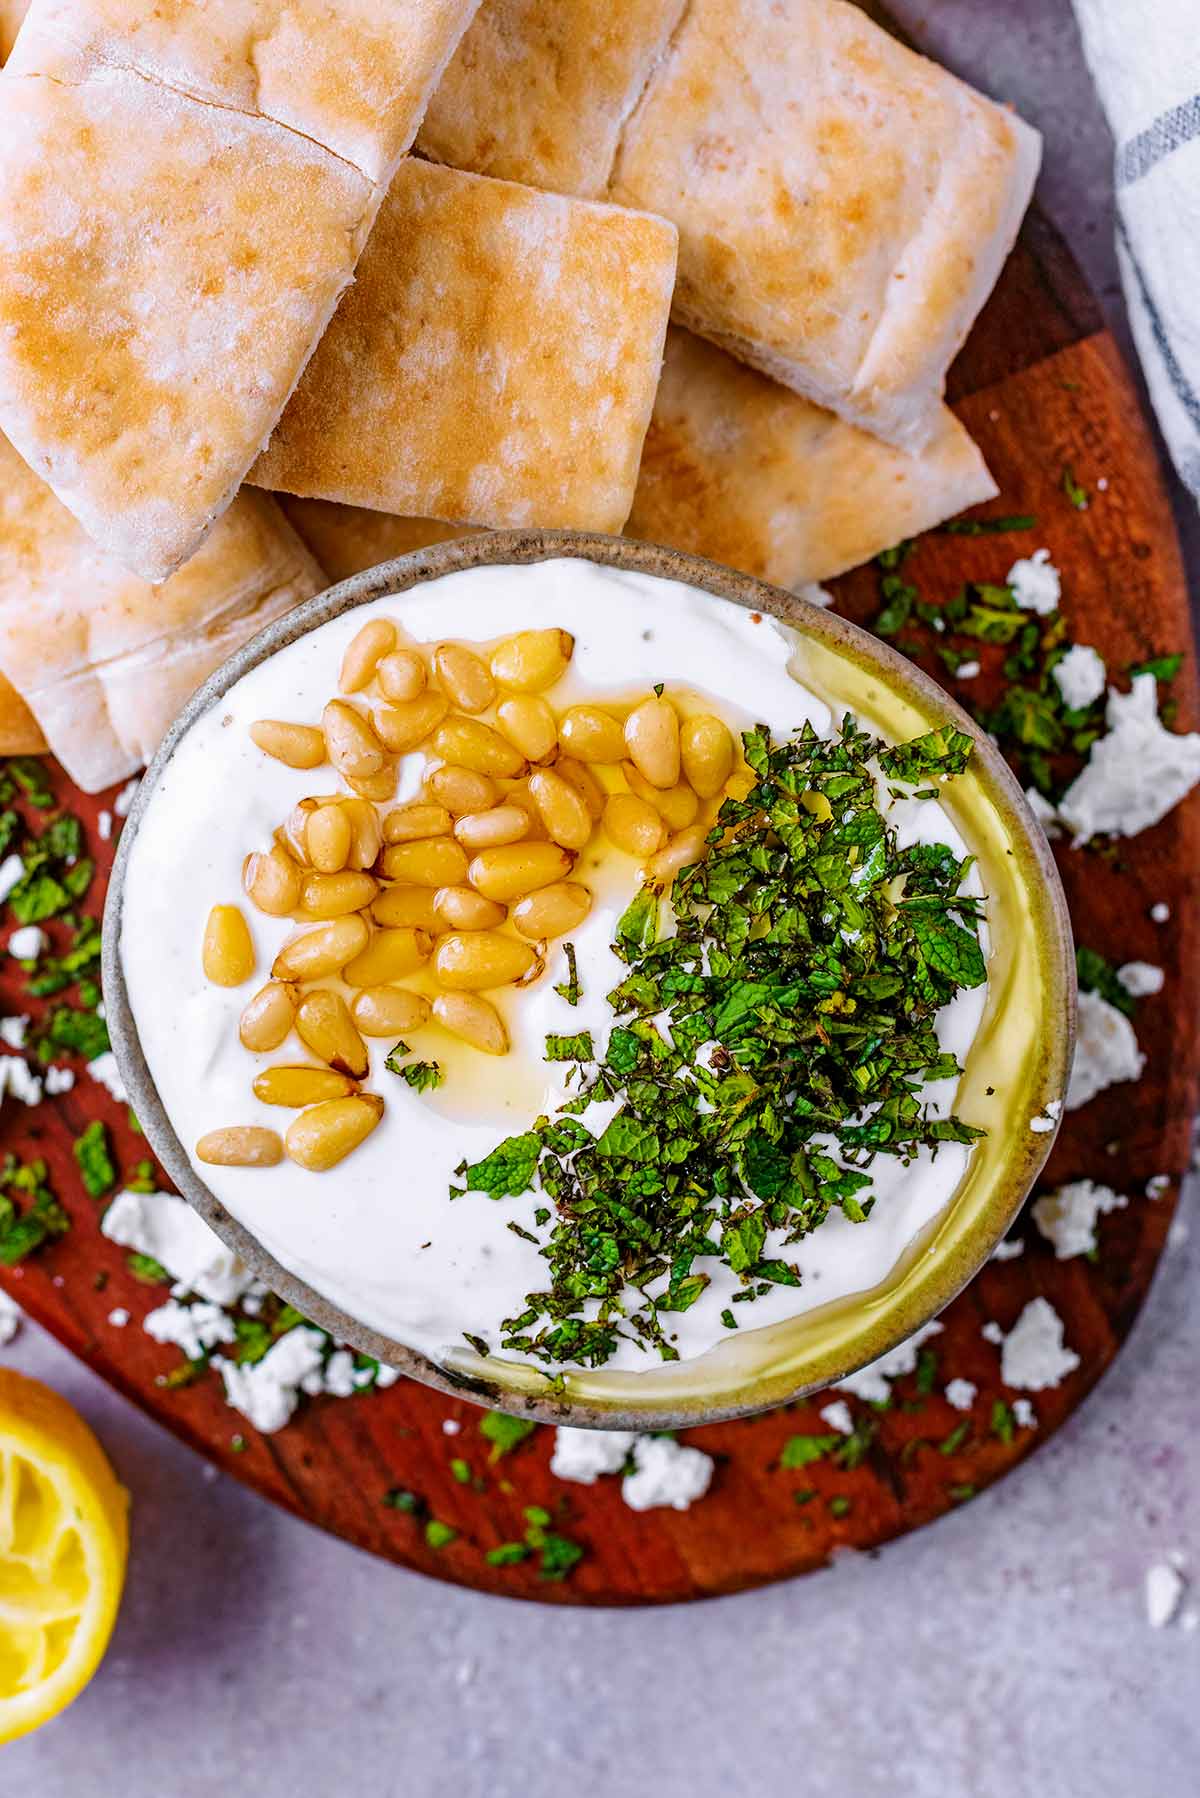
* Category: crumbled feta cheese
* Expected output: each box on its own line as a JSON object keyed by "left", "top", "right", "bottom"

{"left": 981, "top": 1321, "right": 1004, "bottom": 1344}
{"left": 1012, "top": 1398, "right": 1037, "bottom": 1429}
{"left": 0, "top": 855, "right": 25, "bottom": 903}
{"left": 1023, "top": 786, "right": 1061, "bottom": 838}
{"left": 1066, "top": 989, "right": 1145, "bottom": 1110}
{"left": 1058, "top": 675, "right": 1200, "bottom": 843}
{"left": 143, "top": 1298, "right": 235, "bottom": 1360}
{"left": 107, "top": 1307, "right": 130, "bottom": 1328}
{"left": 374, "top": 1364, "right": 401, "bottom": 1389}
{"left": 441, "top": 1418, "right": 461, "bottom": 1436}
{"left": 1150, "top": 902, "right": 1170, "bottom": 924}
{"left": 1146, "top": 1174, "right": 1170, "bottom": 1200}
{"left": 834, "top": 1320, "right": 942, "bottom": 1404}
{"left": 213, "top": 1326, "right": 327, "bottom": 1433}
{"left": 820, "top": 1399, "right": 855, "bottom": 1436}
{"left": 997, "top": 1297, "right": 1080, "bottom": 1391}
{"left": 1032, "top": 1179, "right": 1127, "bottom": 1259}
{"left": 0, "top": 1014, "right": 28, "bottom": 1049}
{"left": 1007, "top": 548, "right": 1061, "bottom": 615}
{"left": 113, "top": 778, "right": 140, "bottom": 818}
{"left": 944, "top": 1379, "right": 977, "bottom": 1411}
{"left": 307, "top": 1348, "right": 357, "bottom": 1398}
{"left": 43, "top": 1066, "right": 75, "bottom": 1095}
{"left": 1117, "top": 961, "right": 1164, "bottom": 997}
{"left": 551, "top": 1425, "right": 637, "bottom": 1484}
{"left": 1029, "top": 1096, "right": 1063, "bottom": 1133}
{"left": 0, "top": 1056, "right": 42, "bottom": 1106}
{"left": 955, "top": 660, "right": 981, "bottom": 681}
{"left": 621, "top": 1436, "right": 714, "bottom": 1512}
{"left": 97, "top": 810, "right": 114, "bottom": 841}
{"left": 7, "top": 925, "right": 46, "bottom": 961}
{"left": 991, "top": 1235, "right": 1025, "bottom": 1262}
{"left": 1051, "top": 644, "right": 1106, "bottom": 710}
{"left": 87, "top": 1051, "right": 128, "bottom": 1104}
{"left": 0, "top": 1289, "right": 21, "bottom": 1346}
{"left": 1145, "top": 1561, "right": 1186, "bottom": 1629}
{"left": 795, "top": 582, "right": 834, "bottom": 608}
{"left": 101, "top": 1188, "right": 254, "bottom": 1305}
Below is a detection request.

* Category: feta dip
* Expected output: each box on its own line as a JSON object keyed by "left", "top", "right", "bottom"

{"left": 120, "top": 560, "right": 990, "bottom": 1373}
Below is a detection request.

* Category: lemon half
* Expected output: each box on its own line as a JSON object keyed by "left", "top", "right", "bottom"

{"left": 0, "top": 1368, "right": 129, "bottom": 1743}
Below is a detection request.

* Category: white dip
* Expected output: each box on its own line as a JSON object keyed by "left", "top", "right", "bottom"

{"left": 120, "top": 560, "right": 989, "bottom": 1373}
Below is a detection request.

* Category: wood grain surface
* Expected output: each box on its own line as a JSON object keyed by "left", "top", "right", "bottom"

{"left": 1, "top": 208, "right": 1196, "bottom": 1606}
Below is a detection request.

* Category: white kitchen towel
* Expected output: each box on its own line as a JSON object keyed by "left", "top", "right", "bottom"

{"left": 1073, "top": 0, "right": 1200, "bottom": 502}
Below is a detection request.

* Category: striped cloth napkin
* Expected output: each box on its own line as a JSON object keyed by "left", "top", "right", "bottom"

{"left": 1073, "top": 0, "right": 1200, "bottom": 503}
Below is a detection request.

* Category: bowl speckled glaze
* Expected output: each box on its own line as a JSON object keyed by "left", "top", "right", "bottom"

{"left": 102, "top": 532, "right": 1075, "bottom": 1430}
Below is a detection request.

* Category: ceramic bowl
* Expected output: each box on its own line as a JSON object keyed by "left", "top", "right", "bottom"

{"left": 103, "top": 531, "right": 1075, "bottom": 1429}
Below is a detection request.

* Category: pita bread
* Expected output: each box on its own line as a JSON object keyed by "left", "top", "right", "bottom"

{"left": 278, "top": 498, "right": 479, "bottom": 585}
{"left": 252, "top": 161, "right": 677, "bottom": 533}
{"left": 0, "top": 435, "right": 324, "bottom": 792}
{"left": 610, "top": 0, "right": 1040, "bottom": 446}
{"left": 419, "top": 0, "right": 683, "bottom": 199}
{"left": 626, "top": 328, "right": 996, "bottom": 588}
{"left": 0, "top": 30, "right": 377, "bottom": 582}
{"left": 0, "top": 0, "right": 27, "bottom": 60}
{"left": 21, "top": 0, "right": 482, "bottom": 184}
{"left": 0, "top": 675, "right": 45, "bottom": 754}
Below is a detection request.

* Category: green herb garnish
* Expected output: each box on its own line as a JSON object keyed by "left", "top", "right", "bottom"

{"left": 779, "top": 1433, "right": 839, "bottom": 1469}
{"left": 1061, "top": 465, "right": 1089, "bottom": 510}
{"left": 552, "top": 941, "right": 582, "bottom": 1007}
{"left": 0, "top": 1157, "right": 69, "bottom": 1264}
{"left": 479, "top": 1411, "right": 537, "bottom": 1460}
{"left": 72, "top": 1120, "right": 116, "bottom": 1199}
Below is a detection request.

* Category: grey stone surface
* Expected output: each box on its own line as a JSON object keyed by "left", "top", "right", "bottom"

{"left": 5, "top": 4, "right": 1198, "bottom": 1791}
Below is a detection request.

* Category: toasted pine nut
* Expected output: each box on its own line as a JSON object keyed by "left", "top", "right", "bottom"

{"left": 490, "top": 628, "right": 573, "bottom": 692}
{"left": 383, "top": 802, "right": 453, "bottom": 844}
{"left": 380, "top": 837, "right": 470, "bottom": 886}
{"left": 432, "top": 717, "right": 526, "bottom": 779}
{"left": 340, "top": 618, "right": 397, "bottom": 694}
{"left": 305, "top": 802, "right": 352, "bottom": 874}
{"left": 345, "top": 765, "right": 397, "bottom": 804}
{"left": 433, "top": 885, "right": 507, "bottom": 931}
{"left": 295, "top": 989, "right": 369, "bottom": 1077}
{"left": 622, "top": 763, "right": 700, "bottom": 831}
{"left": 297, "top": 869, "right": 378, "bottom": 919}
{"left": 323, "top": 699, "right": 386, "bottom": 780}
{"left": 377, "top": 648, "right": 427, "bottom": 703}
{"left": 279, "top": 797, "right": 329, "bottom": 864}
{"left": 375, "top": 691, "right": 449, "bottom": 752}
{"left": 341, "top": 798, "right": 383, "bottom": 871}
{"left": 555, "top": 756, "right": 606, "bottom": 820}
{"left": 272, "top": 915, "right": 369, "bottom": 981}
{"left": 511, "top": 882, "right": 591, "bottom": 940}
{"left": 624, "top": 696, "right": 680, "bottom": 789}
{"left": 646, "top": 824, "right": 709, "bottom": 884}
{"left": 432, "top": 992, "right": 508, "bottom": 1056}
{"left": 603, "top": 793, "right": 667, "bottom": 858}
{"left": 243, "top": 844, "right": 303, "bottom": 916}
{"left": 203, "top": 904, "right": 256, "bottom": 986}
{"left": 526, "top": 767, "right": 593, "bottom": 850}
{"left": 425, "top": 763, "right": 497, "bottom": 815}
{"left": 435, "top": 642, "right": 496, "bottom": 714}
{"left": 496, "top": 695, "right": 558, "bottom": 763}
{"left": 680, "top": 714, "right": 735, "bottom": 798}
{"left": 197, "top": 1126, "right": 283, "bottom": 1168}
{"left": 249, "top": 719, "right": 327, "bottom": 769}
{"left": 433, "top": 931, "right": 538, "bottom": 991}
{"left": 372, "top": 886, "right": 441, "bottom": 931}
{"left": 285, "top": 1095, "right": 384, "bottom": 1172}
{"left": 453, "top": 805, "right": 532, "bottom": 851}
{"left": 352, "top": 986, "right": 432, "bottom": 1036}
{"left": 343, "top": 926, "right": 432, "bottom": 988}
{"left": 558, "top": 704, "right": 625, "bottom": 764}
{"left": 253, "top": 1065, "right": 359, "bottom": 1107}
{"left": 239, "top": 981, "right": 299, "bottom": 1053}
{"left": 467, "top": 842, "right": 573, "bottom": 902}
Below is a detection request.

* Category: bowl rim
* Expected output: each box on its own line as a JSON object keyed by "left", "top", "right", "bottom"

{"left": 102, "top": 529, "right": 1075, "bottom": 1429}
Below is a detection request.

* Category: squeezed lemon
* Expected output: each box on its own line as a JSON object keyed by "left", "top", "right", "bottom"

{"left": 0, "top": 1368, "right": 129, "bottom": 1743}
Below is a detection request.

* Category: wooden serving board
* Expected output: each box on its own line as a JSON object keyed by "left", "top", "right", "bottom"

{"left": 1, "top": 206, "right": 1197, "bottom": 1606}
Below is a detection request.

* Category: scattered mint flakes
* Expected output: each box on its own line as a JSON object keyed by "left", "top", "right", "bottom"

{"left": 384, "top": 1042, "right": 444, "bottom": 1091}
{"left": 424, "top": 1518, "right": 458, "bottom": 1550}
{"left": 552, "top": 942, "right": 582, "bottom": 1007}
{"left": 479, "top": 1411, "right": 537, "bottom": 1460}
{"left": 544, "top": 1031, "right": 594, "bottom": 1062}
{"left": 72, "top": 1120, "right": 116, "bottom": 1199}
{"left": 1061, "top": 465, "right": 1089, "bottom": 511}
{"left": 1075, "top": 945, "right": 1136, "bottom": 1017}
{"left": 779, "top": 1433, "right": 840, "bottom": 1469}
{"left": 0, "top": 1158, "right": 69, "bottom": 1265}
{"left": 455, "top": 1133, "right": 542, "bottom": 1200}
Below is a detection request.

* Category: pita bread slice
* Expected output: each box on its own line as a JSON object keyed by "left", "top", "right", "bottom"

{"left": 418, "top": 0, "right": 683, "bottom": 199}
{"left": 609, "top": 0, "right": 1040, "bottom": 448}
{"left": 0, "top": 435, "right": 324, "bottom": 792}
{"left": 20, "top": 0, "right": 482, "bottom": 184}
{"left": 278, "top": 498, "right": 479, "bottom": 585}
{"left": 0, "top": 675, "right": 45, "bottom": 754}
{"left": 252, "top": 161, "right": 678, "bottom": 534}
{"left": 0, "top": 0, "right": 27, "bottom": 60}
{"left": 0, "top": 34, "right": 377, "bottom": 582}
{"left": 625, "top": 328, "right": 996, "bottom": 589}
